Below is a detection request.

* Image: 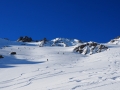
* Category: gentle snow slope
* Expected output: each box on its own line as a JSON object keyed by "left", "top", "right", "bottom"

{"left": 0, "top": 39, "right": 120, "bottom": 90}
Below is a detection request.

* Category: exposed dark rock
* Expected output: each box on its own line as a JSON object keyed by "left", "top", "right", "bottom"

{"left": 79, "top": 44, "right": 86, "bottom": 49}
{"left": 17, "top": 36, "right": 32, "bottom": 42}
{"left": 39, "top": 38, "right": 48, "bottom": 47}
{"left": 74, "top": 42, "right": 108, "bottom": 55}
{"left": 109, "top": 36, "right": 120, "bottom": 44}
{"left": 10, "top": 52, "right": 16, "bottom": 55}
{"left": 89, "top": 42, "right": 97, "bottom": 47}
{"left": 35, "top": 40, "right": 38, "bottom": 42}
{"left": 17, "top": 36, "right": 23, "bottom": 41}
{"left": 97, "top": 44, "right": 108, "bottom": 52}
{"left": 0, "top": 55, "right": 4, "bottom": 58}
{"left": 110, "top": 39, "right": 115, "bottom": 43}
{"left": 43, "top": 38, "right": 48, "bottom": 44}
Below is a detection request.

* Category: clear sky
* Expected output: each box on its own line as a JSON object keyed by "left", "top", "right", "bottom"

{"left": 0, "top": 0, "right": 120, "bottom": 42}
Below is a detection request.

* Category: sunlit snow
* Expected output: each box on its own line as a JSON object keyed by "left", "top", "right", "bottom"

{"left": 0, "top": 38, "right": 120, "bottom": 90}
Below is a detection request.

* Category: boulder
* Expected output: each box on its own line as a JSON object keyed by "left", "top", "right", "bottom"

{"left": 0, "top": 55, "right": 4, "bottom": 58}
{"left": 10, "top": 52, "right": 16, "bottom": 55}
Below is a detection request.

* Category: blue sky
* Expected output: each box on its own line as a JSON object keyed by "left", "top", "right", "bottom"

{"left": 0, "top": 0, "right": 120, "bottom": 42}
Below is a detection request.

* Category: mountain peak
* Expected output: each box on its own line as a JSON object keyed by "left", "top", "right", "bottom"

{"left": 38, "top": 38, "right": 82, "bottom": 47}
{"left": 109, "top": 36, "right": 120, "bottom": 44}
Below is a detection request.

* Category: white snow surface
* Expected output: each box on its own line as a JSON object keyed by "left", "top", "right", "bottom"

{"left": 0, "top": 38, "right": 120, "bottom": 90}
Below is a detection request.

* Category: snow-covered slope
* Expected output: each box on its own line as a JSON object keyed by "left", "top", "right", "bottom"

{"left": 0, "top": 38, "right": 120, "bottom": 90}
{"left": 0, "top": 38, "right": 31, "bottom": 47}
{"left": 109, "top": 36, "right": 120, "bottom": 45}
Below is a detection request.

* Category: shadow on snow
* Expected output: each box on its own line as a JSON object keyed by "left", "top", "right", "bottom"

{"left": 0, "top": 56, "right": 45, "bottom": 68}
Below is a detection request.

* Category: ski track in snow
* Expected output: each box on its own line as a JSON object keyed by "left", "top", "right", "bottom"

{"left": 0, "top": 40, "right": 120, "bottom": 90}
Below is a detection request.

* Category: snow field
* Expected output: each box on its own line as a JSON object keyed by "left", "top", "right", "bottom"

{"left": 0, "top": 39, "right": 120, "bottom": 90}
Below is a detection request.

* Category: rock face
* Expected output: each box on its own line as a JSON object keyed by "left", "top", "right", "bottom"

{"left": 109, "top": 36, "right": 120, "bottom": 45}
{"left": 74, "top": 42, "right": 108, "bottom": 55}
{"left": 0, "top": 55, "right": 4, "bottom": 58}
{"left": 17, "top": 36, "right": 32, "bottom": 42}
{"left": 39, "top": 38, "right": 48, "bottom": 47}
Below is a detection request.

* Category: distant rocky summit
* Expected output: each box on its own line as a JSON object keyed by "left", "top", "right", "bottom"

{"left": 17, "top": 36, "right": 32, "bottom": 42}
{"left": 109, "top": 36, "right": 120, "bottom": 45}
{"left": 73, "top": 41, "right": 108, "bottom": 55}
{"left": 38, "top": 38, "right": 82, "bottom": 47}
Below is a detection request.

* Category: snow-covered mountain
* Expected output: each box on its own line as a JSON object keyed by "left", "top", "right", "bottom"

{"left": 109, "top": 36, "right": 120, "bottom": 45}
{"left": 38, "top": 38, "right": 108, "bottom": 55}
{"left": 0, "top": 37, "right": 120, "bottom": 90}
{"left": 38, "top": 38, "right": 82, "bottom": 47}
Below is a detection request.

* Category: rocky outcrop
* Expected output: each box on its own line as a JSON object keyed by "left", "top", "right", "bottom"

{"left": 109, "top": 36, "right": 120, "bottom": 45}
{"left": 0, "top": 55, "right": 4, "bottom": 58}
{"left": 74, "top": 42, "right": 108, "bottom": 55}
{"left": 38, "top": 38, "right": 82, "bottom": 47}
{"left": 17, "top": 36, "right": 32, "bottom": 42}
{"left": 39, "top": 38, "right": 48, "bottom": 47}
